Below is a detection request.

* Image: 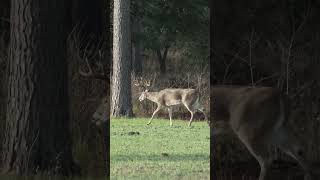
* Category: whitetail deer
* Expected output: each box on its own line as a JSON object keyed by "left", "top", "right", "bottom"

{"left": 79, "top": 58, "right": 109, "bottom": 125}
{"left": 135, "top": 79, "right": 206, "bottom": 127}
{"left": 211, "top": 86, "right": 316, "bottom": 180}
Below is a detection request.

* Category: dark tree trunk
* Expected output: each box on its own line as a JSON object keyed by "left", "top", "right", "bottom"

{"left": 102, "top": 0, "right": 111, "bottom": 176}
{"left": 0, "top": 0, "right": 9, "bottom": 161}
{"left": 156, "top": 46, "right": 169, "bottom": 74}
{"left": 3, "top": 0, "right": 78, "bottom": 175}
{"left": 111, "top": 0, "right": 133, "bottom": 117}
{"left": 0, "top": 0, "right": 10, "bottom": 35}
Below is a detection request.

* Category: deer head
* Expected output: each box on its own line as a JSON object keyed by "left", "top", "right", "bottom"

{"left": 138, "top": 89, "right": 149, "bottom": 101}
{"left": 79, "top": 57, "right": 109, "bottom": 125}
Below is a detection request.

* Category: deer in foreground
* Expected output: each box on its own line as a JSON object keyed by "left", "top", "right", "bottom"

{"left": 135, "top": 79, "right": 206, "bottom": 127}
{"left": 211, "top": 85, "right": 316, "bottom": 180}
{"left": 79, "top": 57, "right": 109, "bottom": 125}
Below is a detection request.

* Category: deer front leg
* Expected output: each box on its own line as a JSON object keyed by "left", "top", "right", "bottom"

{"left": 168, "top": 107, "right": 173, "bottom": 126}
{"left": 147, "top": 105, "right": 161, "bottom": 125}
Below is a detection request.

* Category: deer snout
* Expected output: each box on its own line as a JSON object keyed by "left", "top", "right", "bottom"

{"left": 139, "top": 96, "right": 145, "bottom": 101}
{"left": 92, "top": 110, "right": 108, "bottom": 126}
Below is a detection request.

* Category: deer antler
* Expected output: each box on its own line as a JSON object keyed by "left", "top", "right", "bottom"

{"left": 145, "top": 80, "right": 151, "bottom": 87}
{"left": 79, "top": 58, "right": 109, "bottom": 81}
{"left": 133, "top": 77, "right": 142, "bottom": 87}
{"left": 133, "top": 77, "right": 152, "bottom": 89}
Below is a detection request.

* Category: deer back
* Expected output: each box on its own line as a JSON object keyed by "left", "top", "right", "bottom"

{"left": 159, "top": 88, "right": 198, "bottom": 106}
{"left": 211, "top": 86, "right": 289, "bottom": 138}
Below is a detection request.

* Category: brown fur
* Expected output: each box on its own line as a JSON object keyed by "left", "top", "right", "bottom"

{"left": 211, "top": 86, "right": 315, "bottom": 180}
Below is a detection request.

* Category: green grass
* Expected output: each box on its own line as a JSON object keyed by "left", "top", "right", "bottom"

{"left": 111, "top": 118, "right": 210, "bottom": 180}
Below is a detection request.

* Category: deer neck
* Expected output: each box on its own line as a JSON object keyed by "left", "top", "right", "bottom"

{"left": 146, "top": 92, "right": 159, "bottom": 103}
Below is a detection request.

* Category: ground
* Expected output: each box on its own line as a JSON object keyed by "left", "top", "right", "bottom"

{"left": 111, "top": 118, "right": 210, "bottom": 180}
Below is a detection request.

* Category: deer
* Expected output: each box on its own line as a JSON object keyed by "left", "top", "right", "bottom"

{"left": 134, "top": 78, "right": 206, "bottom": 127}
{"left": 79, "top": 57, "right": 110, "bottom": 125}
{"left": 210, "top": 85, "right": 316, "bottom": 180}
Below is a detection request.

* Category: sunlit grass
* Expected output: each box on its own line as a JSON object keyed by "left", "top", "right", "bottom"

{"left": 111, "top": 118, "right": 210, "bottom": 180}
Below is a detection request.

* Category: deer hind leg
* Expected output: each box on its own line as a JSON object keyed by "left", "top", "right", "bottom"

{"left": 183, "top": 103, "right": 195, "bottom": 127}
{"left": 274, "top": 127, "right": 314, "bottom": 179}
{"left": 239, "top": 136, "right": 273, "bottom": 180}
{"left": 192, "top": 99, "right": 207, "bottom": 121}
{"left": 197, "top": 105, "right": 207, "bottom": 120}
{"left": 147, "top": 105, "right": 161, "bottom": 125}
{"left": 168, "top": 107, "right": 173, "bottom": 127}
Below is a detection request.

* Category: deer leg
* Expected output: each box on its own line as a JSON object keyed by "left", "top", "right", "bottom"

{"left": 256, "top": 156, "right": 272, "bottom": 180}
{"left": 236, "top": 130, "right": 272, "bottom": 180}
{"left": 168, "top": 107, "right": 173, "bottom": 127}
{"left": 147, "top": 105, "right": 161, "bottom": 125}
{"left": 184, "top": 104, "right": 194, "bottom": 127}
{"left": 197, "top": 106, "right": 207, "bottom": 121}
{"left": 188, "top": 111, "right": 194, "bottom": 127}
{"left": 274, "top": 128, "right": 314, "bottom": 179}
{"left": 246, "top": 146, "right": 272, "bottom": 180}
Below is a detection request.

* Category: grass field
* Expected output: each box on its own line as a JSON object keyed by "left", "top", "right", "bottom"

{"left": 111, "top": 118, "right": 210, "bottom": 180}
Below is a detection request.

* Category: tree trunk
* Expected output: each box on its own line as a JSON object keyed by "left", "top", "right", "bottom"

{"left": 102, "top": 0, "right": 111, "bottom": 175}
{"left": 111, "top": 0, "right": 133, "bottom": 117}
{"left": 0, "top": 0, "right": 9, "bottom": 35}
{"left": 3, "top": 0, "right": 78, "bottom": 175}
{"left": 156, "top": 46, "right": 169, "bottom": 74}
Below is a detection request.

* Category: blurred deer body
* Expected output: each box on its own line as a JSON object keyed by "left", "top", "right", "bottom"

{"left": 139, "top": 88, "right": 205, "bottom": 127}
{"left": 211, "top": 86, "right": 315, "bottom": 180}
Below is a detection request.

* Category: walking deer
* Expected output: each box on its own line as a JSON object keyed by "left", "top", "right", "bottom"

{"left": 211, "top": 86, "right": 316, "bottom": 180}
{"left": 135, "top": 79, "right": 206, "bottom": 127}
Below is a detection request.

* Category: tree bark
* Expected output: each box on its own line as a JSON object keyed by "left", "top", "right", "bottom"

{"left": 111, "top": 0, "right": 133, "bottom": 117}
{"left": 102, "top": 0, "right": 111, "bottom": 175}
{"left": 3, "top": 0, "right": 78, "bottom": 175}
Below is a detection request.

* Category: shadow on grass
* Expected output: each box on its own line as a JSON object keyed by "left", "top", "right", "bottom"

{"left": 112, "top": 153, "right": 209, "bottom": 162}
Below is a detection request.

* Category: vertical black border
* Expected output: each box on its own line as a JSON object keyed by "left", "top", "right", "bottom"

{"left": 209, "top": 0, "right": 214, "bottom": 179}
